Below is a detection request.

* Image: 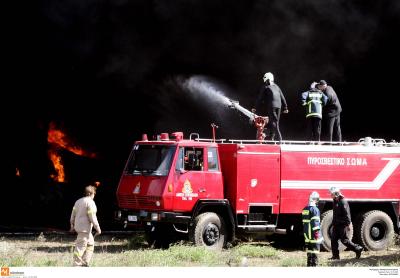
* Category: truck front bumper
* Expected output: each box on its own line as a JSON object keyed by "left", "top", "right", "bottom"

{"left": 115, "top": 209, "right": 191, "bottom": 226}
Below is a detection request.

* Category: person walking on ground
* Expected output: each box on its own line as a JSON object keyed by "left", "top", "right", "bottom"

{"left": 317, "top": 80, "right": 342, "bottom": 142}
{"left": 253, "top": 72, "right": 289, "bottom": 141}
{"left": 329, "top": 187, "right": 363, "bottom": 260}
{"left": 70, "top": 185, "right": 101, "bottom": 266}
{"left": 301, "top": 82, "right": 327, "bottom": 142}
{"left": 302, "top": 191, "right": 323, "bottom": 267}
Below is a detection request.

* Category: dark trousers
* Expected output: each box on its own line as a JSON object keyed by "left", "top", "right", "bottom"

{"left": 306, "top": 243, "right": 320, "bottom": 267}
{"left": 307, "top": 117, "right": 321, "bottom": 141}
{"left": 331, "top": 225, "right": 360, "bottom": 258}
{"left": 323, "top": 114, "right": 342, "bottom": 142}
{"left": 266, "top": 108, "right": 282, "bottom": 141}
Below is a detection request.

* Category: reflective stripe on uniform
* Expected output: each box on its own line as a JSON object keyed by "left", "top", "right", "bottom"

{"left": 306, "top": 113, "right": 322, "bottom": 118}
{"left": 309, "top": 238, "right": 324, "bottom": 244}
{"left": 302, "top": 219, "right": 310, "bottom": 223}
{"left": 306, "top": 100, "right": 322, "bottom": 105}
{"left": 306, "top": 249, "right": 320, "bottom": 254}
{"left": 312, "top": 226, "right": 320, "bottom": 231}
{"left": 311, "top": 216, "right": 320, "bottom": 221}
{"left": 302, "top": 210, "right": 310, "bottom": 215}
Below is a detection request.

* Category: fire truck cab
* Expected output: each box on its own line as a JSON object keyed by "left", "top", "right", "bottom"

{"left": 116, "top": 132, "right": 400, "bottom": 250}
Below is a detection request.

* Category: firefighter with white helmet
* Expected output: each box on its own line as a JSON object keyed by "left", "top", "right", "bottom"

{"left": 70, "top": 185, "right": 102, "bottom": 266}
{"left": 253, "top": 72, "right": 289, "bottom": 141}
{"left": 302, "top": 191, "right": 323, "bottom": 266}
{"left": 263, "top": 72, "right": 274, "bottom": 83}
{"left": 329, "top": 187, "right": 363, "bottom": 260}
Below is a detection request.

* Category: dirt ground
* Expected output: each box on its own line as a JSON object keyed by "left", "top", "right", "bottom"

{"left": 1, "top": 232, "right": 399, "bottom": 267}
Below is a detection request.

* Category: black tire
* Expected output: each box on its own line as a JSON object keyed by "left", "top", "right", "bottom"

{"left": 320, "top": 210, "right": 353, "bottom": 251}
{"left": 190, "top": 212, "right": 226, "bottom": 249}
{"left": 357, "top": 210, "right": 394, "bottom": 251}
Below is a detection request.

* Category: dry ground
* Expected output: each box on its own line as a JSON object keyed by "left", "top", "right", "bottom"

{"left": 1, "top": 232, "right": 399, "bottom": 267}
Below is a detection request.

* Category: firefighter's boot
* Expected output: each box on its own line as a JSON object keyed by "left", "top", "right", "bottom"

{"left": 312, "top": 254, "right": 318, "bottom": 267}
{"left": 307, "top": 253, "right": 313, "bottom": 267}
{"left": 355, "top": 246, "right": 363, "bottom": 259}
{"left": 328, "top": 255, "right": 340, "bottom": 260}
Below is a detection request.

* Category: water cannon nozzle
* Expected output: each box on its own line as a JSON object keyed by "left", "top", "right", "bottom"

{"left": 228, "top": 99, "right": 239, "bottom": 109}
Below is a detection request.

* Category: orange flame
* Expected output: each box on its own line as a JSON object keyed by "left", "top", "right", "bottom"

{"left": 47, "top": 122, "right": 96, "bottom": 158}
{"left": 16, "top": 168, "right": 20, "bottom": 177}
{"left": 47, "top": 122, "right": 96, "bottom": 182}
{"left": 49, "top": 149, "right": 65, "bottom": 182}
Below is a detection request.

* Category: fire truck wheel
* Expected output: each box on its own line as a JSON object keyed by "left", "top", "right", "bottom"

{"left": 320, "top": 210, "right": 353, "bottom": 251}
{"left": 357, "top": 210, "right": 394, "bottom": 251}
{"left": 190, "top": 212, "right": 226, "bottom": 249}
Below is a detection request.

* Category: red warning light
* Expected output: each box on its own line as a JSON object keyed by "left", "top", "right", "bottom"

{"left": 160, "top": 133, "right": 169, "bottom": 141}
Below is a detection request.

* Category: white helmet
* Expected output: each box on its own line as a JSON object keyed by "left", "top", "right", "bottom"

{"left": 329, "top": 186, "right": 341, "bottom": 196}
{"left": 263, "top": 72, "right": 274, "bottom": 83}
{"left": 309, "top": 191, "right": 320, "bottom": 204}
{"left": 310, "top": 81, "right": 318, "bottom": 89}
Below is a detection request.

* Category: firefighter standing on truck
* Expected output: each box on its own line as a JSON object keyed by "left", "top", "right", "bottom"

{"left": 253, "top": 72, "right": 289, "bottom": 141}
{"left": 301, "top": 82, "right": 328, "bottom": 142}
{"left": 329, "top": 187, "right": 363, "bottom": 260}
{"left": 302, "top": 191, "right": 323, "bottom": 267}
{"left": 70, "top": 185, "right": 102, "bottom": 267}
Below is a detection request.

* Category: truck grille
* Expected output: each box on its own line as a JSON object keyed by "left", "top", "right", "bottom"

{"left": 118, "top": 194, "right": 161, "bottom": 209}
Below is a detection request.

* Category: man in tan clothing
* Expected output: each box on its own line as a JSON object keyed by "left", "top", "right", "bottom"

{"left": 70, "top": 185, "right": 101, "bottom": 266}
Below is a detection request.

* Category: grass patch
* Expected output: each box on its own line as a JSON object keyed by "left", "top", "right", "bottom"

{"left": 1, "top": 234, "right": 399, "bottom": 267}
{"left": 231, "top": 244, "right": 278, "bottom": 258}
{"left": 279, "top": 256, "right": 304, "bottom": 267}
{"left": 10, "top": 256, "right": 28, "bottom": 266}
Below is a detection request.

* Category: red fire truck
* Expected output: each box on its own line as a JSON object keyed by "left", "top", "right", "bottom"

{"left": 115, "top": 132, "right": 400, "bottom": 250}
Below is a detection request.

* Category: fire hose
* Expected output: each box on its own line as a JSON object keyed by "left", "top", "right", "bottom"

{"left": 228, "top": 99, "right": 269, "bottom": 142}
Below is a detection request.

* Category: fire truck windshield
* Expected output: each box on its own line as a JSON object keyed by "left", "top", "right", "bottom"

{"left": 125, "top": 145, "right": 176, "bottom": 176}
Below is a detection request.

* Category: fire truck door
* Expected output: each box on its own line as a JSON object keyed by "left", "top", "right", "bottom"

{"left": 173, "top": 147, "right": 205, "bottom": 211}
{"left": 246, "top": 152, "right": 280, "bottom": 210}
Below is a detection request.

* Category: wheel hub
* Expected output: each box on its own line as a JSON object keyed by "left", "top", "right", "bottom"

{"left": 370, "top": 226, "right": 380, "bottom": 238}
{"left": 203, "top": 223, "right": 220, "bottom": 245}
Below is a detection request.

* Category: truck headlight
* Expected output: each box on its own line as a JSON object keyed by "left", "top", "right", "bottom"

{"left": 151, "top": 213, "right": 159, "bottom": 221}
{"left": 155, "top": 201, "right": 161, "bottom": 207}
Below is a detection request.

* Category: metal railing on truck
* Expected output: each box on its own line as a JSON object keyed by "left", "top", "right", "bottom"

{"left": 189, "top": 133, "right": 400, "bottom": 147}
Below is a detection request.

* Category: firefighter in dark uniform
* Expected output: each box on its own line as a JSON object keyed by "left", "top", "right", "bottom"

{"left": 302, "top": 191, "right": 323, "bottom": 267}
{"left": 329, "top": 187, "right": 363, "bottom": 260}
{"left": 301, "top": 82, "right": 328, "bottom": 141}
{"left": 317, "top": 80, "right": 342, "bottom": 142}
{"left": 253, "top": 72, "right": 289, "bottom": 141}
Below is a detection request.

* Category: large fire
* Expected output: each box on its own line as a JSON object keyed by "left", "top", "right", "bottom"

{"left": 47, "top": 122, "right": 96, "bottom": 182}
